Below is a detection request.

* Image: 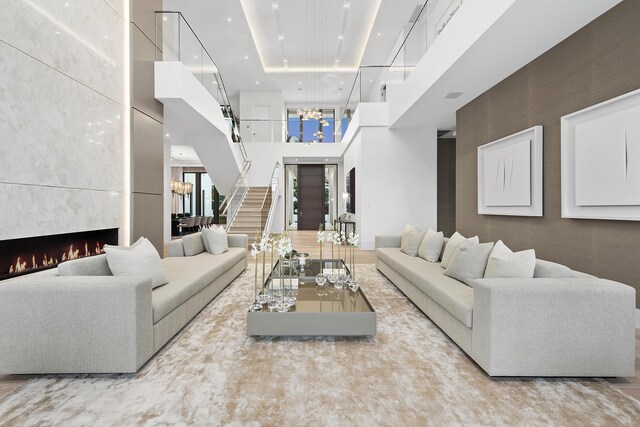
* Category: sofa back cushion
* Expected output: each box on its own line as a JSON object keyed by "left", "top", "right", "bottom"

{"left": 484, "top": 240, "right": 536, "bottom": 279}
{"left": 183, "top": 233, "right": 205, "bottom": 256}
{"left": 441, "top": 232, "right": 479, "bottom": 269}
{"left": 401, "top": 224, "right": 417, "bottom": 248}
{"left": 418, "top": 229, "right": 445, "bottom": 262}
{"left": 400, "top": 228, "right": 425, "bottom": 257}
{"left": 57, "top": 254, "right": 112, "bottom": 276}
{"left": 533, "top": 259, "right": 574, "bottom": 278}
{"left": 444, "top": 241, "right": 494, "bottom": 287}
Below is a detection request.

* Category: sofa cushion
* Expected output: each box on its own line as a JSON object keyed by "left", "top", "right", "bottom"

{"left": 377, "top": 247, "right": 474, "bottom": 328}
{"left": 57, "top": 254, "right": 112, "bottom": 276}
{"left": 153, "top": 248, "right": 246, "bottom": 322}
{"left": 418, "top": 229, "right": 445, "bottom": 262}
{"left": 485, "top": 240, "right": 536, "bottom": 279}
{"left": 400, "top": 228, "right": 425, "bottom": 257}
{"left": 182, "top": 233, "right": 205, "bottom": 256}
{"left": 444, "top": 242, "right": 494, "bottom": 287}
{"left": 105, "top": 238, "right": 169, "bottom": 288}
{"left": 441, "top": 232, "right": 479, "bottom": 269}
{"left": 533, "top": 259, "right": 574, "bottom": 278}
{"left": 401, "top": 224, "right": 417, "bottom": 248}
{"left": 206, "top": 226, "right": 229, "bottom": 255}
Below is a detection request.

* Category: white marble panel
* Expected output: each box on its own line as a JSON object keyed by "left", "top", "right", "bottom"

{"left": 0, "top": 184, "right": 124, "bottom": 240}
{"left": 0, "top": 0, "right": 123, "bottom": 103}
{"left": 0, "top": 43, "right": 124, "bottom": 192}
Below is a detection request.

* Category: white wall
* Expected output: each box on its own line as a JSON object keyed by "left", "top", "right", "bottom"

{"left": 341, "top": 103, "right": 437, "bottom": 250}
{"left": 240, "top": 91, "right": 285, "bottom": 142}
{"left": 0, "top": 0, "right": 126, "bottom": 241}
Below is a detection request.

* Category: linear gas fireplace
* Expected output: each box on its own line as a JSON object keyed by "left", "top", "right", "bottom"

{"left": 0, "top": 228, "right": 118, "bottom": 280}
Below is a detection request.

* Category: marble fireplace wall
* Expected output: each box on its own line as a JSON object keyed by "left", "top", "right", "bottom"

{"left": 0, "top": 0, "right": 126, "bottom": 241}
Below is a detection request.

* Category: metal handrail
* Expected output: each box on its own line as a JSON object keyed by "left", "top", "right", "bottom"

{"left": 220, "top": 160, "right": 251, "bottom": 216}
{"left": 261, "top": 162, "right": 281, "bottom": 235}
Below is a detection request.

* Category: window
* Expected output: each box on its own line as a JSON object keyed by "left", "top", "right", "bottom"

{"left": 287, "top": 109, "right": 335, "bottom": 143}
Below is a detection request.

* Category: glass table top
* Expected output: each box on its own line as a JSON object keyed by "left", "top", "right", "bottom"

{"left": 260, "top": 259, "right": 374, "bottom": 314}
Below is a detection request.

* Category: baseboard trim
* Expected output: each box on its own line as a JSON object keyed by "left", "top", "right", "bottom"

{"left": 636, "top": 309, "right": 640, "bottom": 329}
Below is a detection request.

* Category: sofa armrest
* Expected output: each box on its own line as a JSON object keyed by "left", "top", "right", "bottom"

{"left": 375, "top": 235, "right": 401, "bottom": 249}
{"left": 0, "top": 276, "right": 153, "bottom": 374}
{"left": 228, "top": 234, "right": 248, "bottom": 248}
{"left": 167, "top": 239, "right": 185, "bottom": 257}
{"left": 472, "top": 278, "right": 636, "bottom": 377}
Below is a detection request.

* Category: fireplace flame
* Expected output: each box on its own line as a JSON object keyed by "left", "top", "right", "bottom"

{"left": 5, "top": 241, "right": 107, "bottom": 278}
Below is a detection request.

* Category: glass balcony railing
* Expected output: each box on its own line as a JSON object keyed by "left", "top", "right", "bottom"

{"left": 156, "top": 12, "right": 232, "bottom": 111}
{"left": 341, "top": 0, "right": 465, "bottom": 138}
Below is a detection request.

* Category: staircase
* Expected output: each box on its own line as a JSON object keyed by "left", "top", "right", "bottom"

{"left": 227, "top": 186, "right": 271, "bottom": 237}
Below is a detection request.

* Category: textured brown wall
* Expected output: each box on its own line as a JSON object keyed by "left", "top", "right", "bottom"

{"left": 456, "top": 0, "right": 640, "bottom": 307}
{"left": 437, "top": 138, "right": 456, "bottom": 237}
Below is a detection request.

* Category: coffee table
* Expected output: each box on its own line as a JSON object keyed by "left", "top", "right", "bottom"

{"left": 247, "top": 259, "right": 376, "bottom": 336}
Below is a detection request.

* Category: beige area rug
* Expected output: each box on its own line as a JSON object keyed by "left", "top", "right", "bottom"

{"left": 0, "top": 265, "right": 639, "bottom": 426}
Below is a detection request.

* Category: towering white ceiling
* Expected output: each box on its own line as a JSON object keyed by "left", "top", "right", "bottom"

{"left": 163, "top": 0, "right": 420, "bottom": 108}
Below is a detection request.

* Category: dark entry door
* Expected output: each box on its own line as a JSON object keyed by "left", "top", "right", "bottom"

{"left": 297, "top": 165, "right": 324, "bottom": 230}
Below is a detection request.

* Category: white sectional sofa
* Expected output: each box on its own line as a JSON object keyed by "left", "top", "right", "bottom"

{"left": 0, "top": 233, "right": 247, "bottom": 374}
{"left": 376, "top": 234, "right": 636, "bottom": 377}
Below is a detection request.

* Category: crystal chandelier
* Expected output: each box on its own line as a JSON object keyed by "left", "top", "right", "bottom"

{"left": 298, "top": 107, "right": 323, "bottom": 121}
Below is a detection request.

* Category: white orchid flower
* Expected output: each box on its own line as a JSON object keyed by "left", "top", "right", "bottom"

{"left": 317, "top": 230, "right": 325, "bottom": 243}
{"left": 250, "top": 242, "right": 260, "bottom": 258}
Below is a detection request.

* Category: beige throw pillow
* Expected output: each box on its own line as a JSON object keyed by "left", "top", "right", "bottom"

{"left": 444, "top": 242, "right": 494, "bottom": 287}
{"left": 484, "top": 240, "right": 536, "bottom": 278}
{"left": 400, "top": 228, "right": 426, "bottom": 257}
{"left": 440, "top": 232, "right": 479, "bottom": 269}
{"left": 401, "top": 224, "right": 416, "bottom": 248}
{"left": 418, "top": 229, "right": 444, "bottom": 262}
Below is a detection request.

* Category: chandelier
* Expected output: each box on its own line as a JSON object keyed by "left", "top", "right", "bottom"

{"left": 298, "top": 107, "right": 323, "bottom": 121}
{"left": 170, "top": 180, "right": 193, "bottom": 195}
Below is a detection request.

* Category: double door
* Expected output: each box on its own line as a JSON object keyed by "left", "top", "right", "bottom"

{"left": 297, "top": 165, "right": 325, "bottom": 230}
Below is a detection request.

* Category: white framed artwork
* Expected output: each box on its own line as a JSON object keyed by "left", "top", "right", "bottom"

{"left": 477, "top": 126, "right": 543, "bottom": 216}
{"left": 561, "top": 88, "right": 640, "bottom": 220}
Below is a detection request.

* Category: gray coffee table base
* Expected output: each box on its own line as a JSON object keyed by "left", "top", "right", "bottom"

{"left": 247, "top": 312, "right": 376, "bottom": 337}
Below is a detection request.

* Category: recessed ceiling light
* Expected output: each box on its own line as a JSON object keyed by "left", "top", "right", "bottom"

{"left": 64, "top": 2, "right": 69, "bottom": 6}
{"left": 295, "top": 158, "right": 298, "bottom": 161}
{"left": 298, "top": 81, "right": 302, "bottom": 85}
{"left": 244, "top": 55, "right": 249, "bottom": 60}
{"left": 325, "top": 158, "right": 328, "bottom": 161}
{"left": 193, "top": 55, "right": 198, "bottom": 59}
{"left": 338, "top": 35, "right": 344, "bottom": 40}
{"left": 335, "top": 59, "right": 339, "bottom": 63}
{"left": 377, "top": 32, "right": 382, "bottom": 37}
{"left": 227, "top": 17, "right": 232, "bottom": 22}
{"left": 283, "top": 59, "right": 288, "bottom": 63}
{"left": 370, "top": 79, "right": 373, "bottom": 82}
{"left": 255, "top": 81, "right": 260, "bottom": 85}
{"left": 165, "top": 133, "right": 170, "bottom": 137}
{"left": 344, "top": 2, "right": 350, "bottom": 8}
{"left": 340, "top": 81, "right": 344, "bottom": 85}
{"left": 163, "top": 16, "right": 167, "bottom": 21}
{"left": 272, "top": 2, "right": 279, "bottom": 9}
{"left": 278, "top": 35, "right": 284, "bottom": 40}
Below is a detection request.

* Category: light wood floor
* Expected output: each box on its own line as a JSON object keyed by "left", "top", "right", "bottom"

{"left": 2, "top": 231, "right": 639, "bottom": 403}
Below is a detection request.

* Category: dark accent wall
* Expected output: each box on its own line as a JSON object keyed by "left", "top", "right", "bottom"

{"left": 130, "top": 1, "right": 164, "bottom": 253}
{"left": 437, "top": 138, "right": 456, "bottom": 237}
{"left": 456, "top": 0, "right": 640, "bottom": 307}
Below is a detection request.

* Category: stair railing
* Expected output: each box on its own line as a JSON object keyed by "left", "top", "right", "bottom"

{"left": 220, "top": 160, "right": 252, "bottom": 231}
{"left": 260, "top": 162, "right": 281, "bottom": 236}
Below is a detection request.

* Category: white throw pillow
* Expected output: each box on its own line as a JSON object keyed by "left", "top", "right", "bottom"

{"left": 440, "top": 232, "right": 479, "bottom": 269}
{"left": 418, "top": 229, "right": 444, "bottom": 262}
{"left": 444, "top": 242, "right": 494, "bottom": 287}
{"left": 401, "top": 224, "right": 416, "bottom": 248}
{"left": 201, "top": 226, "right": 218, "bottom": 253}
{"left": 206, "top": 226, "right": 229, "bottom": 255}
{"left": 400, "top": 228, "right": 426, "bottom": 257}
{"left": 484, "top": 240, "right": 536, "bottom": 278}
{"left": 104, "top": 237, "right": 169, "bottom": 288}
